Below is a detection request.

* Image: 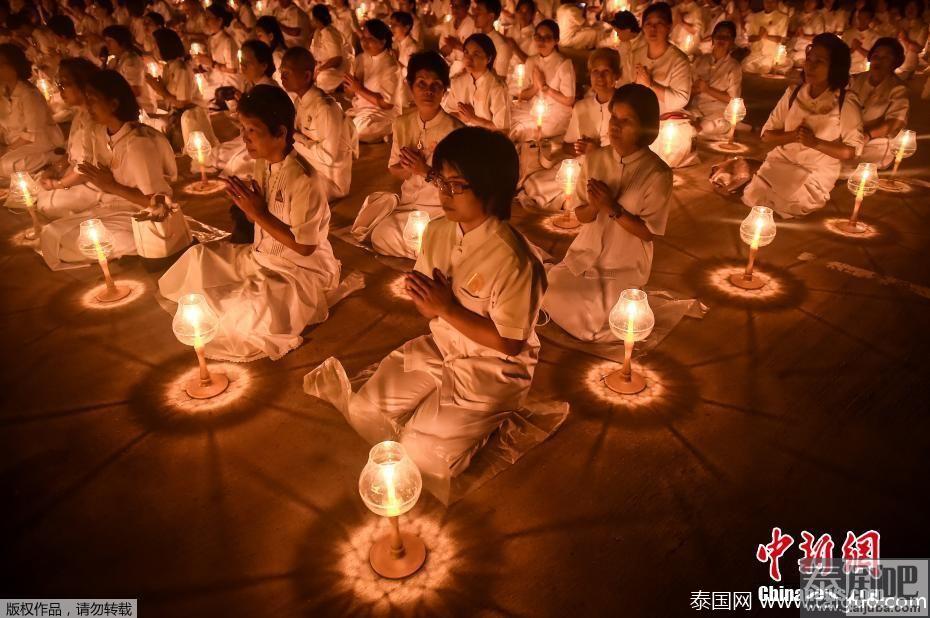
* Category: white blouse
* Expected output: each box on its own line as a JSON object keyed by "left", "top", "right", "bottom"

{"left": 442, "top": 70, "right": 511, "bottom": 131}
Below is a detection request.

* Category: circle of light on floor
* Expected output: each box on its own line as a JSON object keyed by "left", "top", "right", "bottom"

{"left": 585, "top": 360, "right": 665, "bottom": 407}
{"left": 79, "top": 279, "right": 147, "bottom": 309}
{"left": 708, "top": 141, "right": 749, "bottom": 154}
{"left": 387, "top": 273, "right": 412, "bottom": 302}
{"left": 539, "top": 215, "right": 582, "bottom": 236}
{"left": 707, "top": 265, "right": 784, "bottom": 300}
{"left": 163, "top": 362, "right": 251, "bottom": 413}
{"left": 183, "top": 179, "right": 227, "bottom": 195}
{"left": 823, "top": 217, "right": 880, "bottom": 239}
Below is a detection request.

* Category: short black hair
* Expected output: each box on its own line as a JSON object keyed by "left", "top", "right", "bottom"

{"left": 642, "top": 1, "right": 673, "bottom": 24}
{"left": 464, "top": 33, "right": 497, "bottom": 71}
{"left": 145, "top": 11, "right": 166, "bottom": 27}
{"left": 86, "top": 69, "right": 141, "bottom": 122}
{"left": 536, "top": 19, "right": 559, "bottom": 41}
{"left": 59, "top": 57, "right": 101, "bottom": 89}
{"left": 364, "top": 18, "right": 393, "bottom": 49}
{"left": 239, "top": 84, "right": 296, "bottom": 146}
{"left": 406, "top": 50, "right": 450, "bottom": 87}
{"left": 516, "top": 0, "right": 536, "bottom": 11}
{"left": 102, "top": 25, "right": 138, "bottom": 53}
{"left": 242, "top": 39, "right": 276, "bottom": 76}
{"left": 869, "top": 36, "right": 905, "bottom": 68}
{"left": 432, "top": 127, "right": 520, "bottom": 221}
{"left": 609, "top": 10, "right": 640, "bottom": 32}
{"left": 310, "top": 3, "right": 333, "bottom": 25}
{"left": 206, "top": 3, "right": 233, "bottom": 25}
{"left": 47, "top": 14, "right": 77, "bottom": 39}
{"left": 611, "top": 83, "right": 660, "bottom": 147}
{"left": 857, "top": 3, "right": 874, "bottom": 17}
{"left": 281, "top": 45, "right": 316, "bottom": 76}
{"left": 474, "top": 0, "right": 502, "bottom": 16}
{"left": 0, "top": 43, "right": 32, "bottom": 80}
{"left": 810, "top": 32, "right": 851, "bottom": 91}
{"left": 390, "top": 10, "right": 414, "bottom": 31}
{"left": 153, "top": 27, "right": 187, "bottom": 61}
{"left": 126, "top": 0, "right": 146, "bottom": 17}
{"left": 256, "top": 15, "right": 287, "bottom": 50}
{"left": 712, "top": 20, "right": 737, "bottom": 39}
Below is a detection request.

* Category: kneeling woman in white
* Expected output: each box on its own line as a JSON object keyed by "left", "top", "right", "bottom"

{"left": 345, "top": 19, "right": 401, "bottom": 143}
{"left": 0, "top": 43, "right": 65, "bottom": 177}
{"left": 544, "top": 85, "right": 672, "bottom": 341}
{"left": 511, "top": 20, "right": 576, "bottom": 141}
{"left": 442, "top": 33, "right": 511, "bottom": 132}
{"left": 688, "top": 21, "right": 742, "bottom": 137}
{"left": 743, "top": 34, "right": 863, "bottom": 218}
{"left": 39, "top": 70, "right": 178, "bottom": 270}
{"left": 849, "top": 38, "right": 908, "bottom": 169}
{"left": 352, "top": 51, "right": 463, "bottom": 258}
{"left": 160, "top": 86, "right": 341, "bottom": 362}
{"left": 37, "top": 58, "right": 109, "bottom": 219}
{"left": 341, "top": 127, "right": 546, "bottom": 482}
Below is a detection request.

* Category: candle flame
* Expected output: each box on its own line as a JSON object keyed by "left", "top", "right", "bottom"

{"left": 515, "top": 63, "right": 525, "bottom": 88}
{"left": 382, "top": 462, "right": 399, "bottom": 515}
{"left": 625, "top": 301, "right": 637, "bottom": 343}
{"left": 750, "top": 217, "right": 763, "bottom": 249}
{"left": 184, "top": 303, "right": 204, "bottom": 347}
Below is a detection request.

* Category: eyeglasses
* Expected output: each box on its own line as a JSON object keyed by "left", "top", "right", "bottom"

{"left": 430, "top": 172, "right": 471, "bottom": 196}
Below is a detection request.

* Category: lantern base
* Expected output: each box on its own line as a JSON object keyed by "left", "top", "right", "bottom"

{"left": 23, "top": 228, "right": 38, "bottom": 241}
{"left": 185, "top": 179, "right": 227, "bottom": 195}
{"left": 728, "top": 272, "right": 766, "bottom": 290}
{"left": 369, "top": 532, "right": 427, "bottom": 579}
{"left": 715, "top": 141, "right": 745, "bottom": 152}
{"left": 834, "top": 220, "right": 870, "bottom": 235}
{"left": 877, "top": 178, "right": 910, "bottom": 193}
{"left": 184, "top": 372, "right": 230, "bottom": 399}
{"left": 762, "top": 72, "right": 787, "bottom": 79}
{"left": 551, "top": 213, "right": 581, "bottom": 229}
{"left": 604, "top": 369, "right": 647, "bottom": 395}
{"left": 95, "top": 284, "right": 133, "bottom": 303}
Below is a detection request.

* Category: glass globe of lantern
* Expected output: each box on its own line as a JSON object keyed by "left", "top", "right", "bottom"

{"left": 608, "top": 288, "right": 655, "bottom": 343}
{"left": 172, "top": 293, "right": 220, "bottom": 347}
{"left": 77, "top": 218, "right": 116, "bottom": 260}
{"left": 511, "top": 63, "right": 526, "bottom": 88}
{"left": 185, "top": 131, "right": 213, "bottom": 161}
{"left": 403, "top": 210, "right": 430, "bottom": 255}
{"left": 532, "top": 95, "right": 548, "bottom": 124}
{"left": 739, "top": 206, "right": 776, "bottom": 248}
{"left": 725, "top": 97, "right": 746, "bottom": 125}
{"left": 358, "top": 441, "right": 422, "bottom": 518}
{"left": 846, "top": 163, "right": 879, "bottom": 198}
{"left": 11, "top": 171, "right": 39, "bottom": 205}
{"left": 555, "top": 158, "right": 580, "bottom": 196}
{"left": 892, "top": 130, "right": 917, "bottom": 160}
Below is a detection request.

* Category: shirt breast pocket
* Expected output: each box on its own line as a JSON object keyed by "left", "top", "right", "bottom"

{"left": 456, "top": 286, "right": 491, "bottom": 315}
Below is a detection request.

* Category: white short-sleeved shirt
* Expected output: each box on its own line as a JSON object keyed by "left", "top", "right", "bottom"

{"left": 842, "top": 26, "right": 879, "bottom": 72}
{"left": 525, "top": 50, "right": 576, "bottom": 111}
{"left": 746, "top": 9, "right": 789, "bottom": 54}
{"left": 820, "top": 8, "right": 848, "bottom": 33}
{"left": 442, "top": 70, "right": 511, "bottom": 131}
{"left": 66, "top": 108, "right": 110, "bottom": 167}
{"left": 670, "top": 0, "right": 704, "bottom": 51}
{"left": 511, "top": 22, "right": 538, "bottom": 57}
{"left": 439, "top": 15, "right": 476, "bottom": 65}
{"left": 353, "top": 50, "right": 400, "bottom": 109}
{"left": 564, "top": 146, "right": 672, "bottom": 279}
{"left": 415, "top": 216, "right": 546, "bottom": 352}
{"left": 389, "top": 109, "right": 463, "bottom": 206}
{"left": 113, "top": 51, "right": 156, "bottom": 112}
{"left": 627, "top": 44, "right": 692, "bottom": 114}
{"left": 848, "top": 72, "right": 908, "bottom": 126}
{"left": 253, "top": 151, "right": 331, "bottom": 267}
{"left": 107, "top": 121, "right": 178, "bottom": 198}
{"left": 274, "top": 2, "right": 311, "bottom": 47}
{"left": 690, "top": 52, "right": 742, "bottom": 117}
{"left": 163, "top": 58, "right": 201, "bottom": 105}
{"left": 209, "top": 29, "right": 239, "bottom": 71}
{"left": 394, "top": 35, "right": 420, "bottom": 71}
{"left": 563, "top": 91, "right": 611, "bottom": 146}
{"left": 0, "top": 81, "right": 65, "bottom": 149}
{"left": 486, "top": 29, "right": 514, "bottom": 79}
{"left": 295, "top": 87, "right": 353, "bottom": 169}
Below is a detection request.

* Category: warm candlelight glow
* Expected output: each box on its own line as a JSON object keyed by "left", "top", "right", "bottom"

{"left": 604, "top": 289, "right": 655, "bottom": 395}
{"left": 840, "top": 163, "right": 879, "bottom": 232}
{"left": 190, "top": 42, "right": 205, "bottom": 56}
{"left": 36, "top": 77, "right": 53, "bottom": 101}
{"left": 659, "top": 122, "right": 677, "bottom": 156}
{"left": 255, "top": 0, "right": 264, "bottom": 12}
{"left": 13, "top": 171, "right": 42, "bottom": 240}
{"left": 172, "top": 293, "right": 229, "bottom": 398}
{"left": 773, "top": 44, "right": 786, "bottom": 66}
{"left": 402, "top": 210, "right": 430, "bottom": 256}
{"left": 556, "top": 158, "right": 580, "bottom": 197}
{"left": 493, "top": 18, "right": 501, "bottom": 32}
{"left": 356, "top": 2, "right": 367, "bottom": 20}
{"left": 77, "top": 218, "right": 132, "bottom": 303}
{"left": 194, "top": 72, "right": 206, "bottom": 95}
{"left": 725, "top": 97, "right": 746, "bottom": 126}
{"left": 237, "top": 48, "right": 243, "bottom": 64}
{"left": 731, "top": 206, "right": 776, "bottom": 289}
{"left": 532, "top": 96, "right": 547, "bottom": 129}
{"left": 893, "top": 129, "right": 916, "bottom": 162}
{"left": 147, "top": 61, "right": 161, "bottom": 78}
{"left": 514, "top": 63, "right": 526, "bottom": 89}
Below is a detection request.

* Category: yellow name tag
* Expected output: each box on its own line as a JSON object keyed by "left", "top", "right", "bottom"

{"left": 464, "top": 272, "right": 485, "bottom": 296}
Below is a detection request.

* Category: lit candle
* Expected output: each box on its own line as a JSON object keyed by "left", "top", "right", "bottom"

{"left": 533, "top": 96, "right": 546, "bottom": 129}
{"left": 172, "top": 293, "right": 229, "bottom": 398}
{"left": 183, "top": 302, "right": 204, "bottom": 348}
{"left": 624, "top": 299, "right": 636, "bottom": 346}
{"left": 605, "top": 288, "right": 654, "bottom": 394}
{"left": 842, "top": 162, "right": 878, "bottom": 232}
{"left": 237, "top": 48, "right": 243, "bottom": 65}
{"left": 730, "top": 206, "right": 776, "bottom": 289}
{"left": 194, "top": 72, "right": 206, "bottom": 95}
{"left": 88, "top": 224, "right": 107, "bottom": 262}
{"left": 611, "top": 30, "right": 619, "bottom": 46}
{"left": 228, "top": 0, "right": 237, "bottom": 9}
{"left": 190, "top": 42, "right": 205, "bottom": 56}
{"left": 749, "top": 216, "right": 763, "bottom": 250}
{"left": 382, "top": 462, "right": 399, "bottom": 516}
{"left": 444, "top": 13, "right": 452, "bottom": 22}
{"left": 660, "top": 122, "right": 676, "bottom": 157}
{"left": 36, "top": 77, "right": 52, "bottom": 101}
{"left": 515, "top": 63, "right": 525, "bottom": 89}
{"left": 147, "top": 61, "right": 160, "bottom": 78}
{"left": 255, "top": 0, "right": 264, "bottom": 12}
{"left": 773, "top": 44, "right": 786, "bottom": 68}
{"left": 77, "top": 219, "right": 131, "bottom": 302}
{"left": 14, "top": 172, "right": 42, "bottom": 239}
{"left": 403, "top": 210, "right": 430, "bottom": 255}
{"left": 865, "top": 60, "right": 871, "bottom": 71}
{"left": 356, "top": 2, "right": 366, "bottom": 20}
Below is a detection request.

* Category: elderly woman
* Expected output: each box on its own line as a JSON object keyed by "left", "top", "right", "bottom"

{"left": 543, "top": 84, "right": 672, "bottom": 341}
{"left": 742, "top": 34, "right": 863, "bottom": 218}
{"left": 848, "top": 37, "right": 908, "bottom": 169}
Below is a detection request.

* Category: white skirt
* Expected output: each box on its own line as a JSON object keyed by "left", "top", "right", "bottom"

{"left": 158, "top": 242, "right": 341, "bottom": 362}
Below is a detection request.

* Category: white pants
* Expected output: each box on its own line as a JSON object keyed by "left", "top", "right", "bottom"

{"left": 36, "top": 184, "right": 103, "bottom": 220}
{"left": 347, "top": 106, "right": 395, "bottom": 143}
{"left": 349, "top": 346, "right": 511, "bottom": 480}
{"left": 0, "top": 143, "right": 58, "bottom": 176}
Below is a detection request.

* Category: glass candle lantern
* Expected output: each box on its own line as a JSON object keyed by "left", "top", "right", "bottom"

{"left": 880, "top": 130, "right": 917, "bottom": 192}
{"left": 552, "top": 158, "right": 582, "bottom": 229}
{"left": 839, "top": 163, "right": 878, "bottom": 233}
{"left": 359, "top": 441, "right": 427, "bottom": 578}
{"left": 729, "top": 206, "right": 776, "bottom": 290}
{"left": 722, "top": 97, "right": 746, "bottom": 147}
{"left": 77, "top": 218, "right": 133, "bottom": 303}
{"left": 403, "top": 211, "right": 430, "bottom": 256}
{"left": 172, "top": 293, "right": 229, "bottom": 398}
{"left": 11, "top": 171, "right": 43, "bottom": 240}
{"left": 605, "top": 288, "right": 655, "bottom": 394}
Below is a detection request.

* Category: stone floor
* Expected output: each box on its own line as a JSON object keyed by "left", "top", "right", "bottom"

{"left": 2, "top": 74, "right": 929, "bottom": 617}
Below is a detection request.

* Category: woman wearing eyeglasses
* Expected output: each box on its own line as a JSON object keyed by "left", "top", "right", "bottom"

{"left": 310, "top": 126, "right": 546, "bottom": 486}
{"left": 352, "top": 51, "right": 463, "bottom": 258}
{"left": 511, "top": 19, "right": 576, "bottom": 141}
{"left": 742, "top": 33, "right": 863, "bottom": 218}
{"left": 543, "top": 84, "right": 672, "bottom": 341}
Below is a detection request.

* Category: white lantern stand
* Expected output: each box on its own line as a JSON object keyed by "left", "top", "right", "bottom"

{"left": 184, "top": 131, "right": 225, "bottom": 194}
{"left": 172, "top": 293, "right": 230, "bottom": 399}
{"left": 77, "top": 218, "right": 133, "bottom": 303}
{"left": 717, "top": 97, "right": 747, "bottom": 152}
{"left": 837, "top": 162, "right": 878, "bottom": 234}
{"left": 605, "top": 288, "right": 655, "bottom": 394}
{"left": 729, "top": 206, "right": 776, "bottom": 290}
{"left": 552, "top": 158, "right": 582, "bottom": 229}
{"left": 11, "top": 171, "right": 43, "bottom": 240}
{"left": 359, "top": 441, "right": 427, "bottom": 579}
{"left": 878, "top": 129, "right": 916, "bottom": 193}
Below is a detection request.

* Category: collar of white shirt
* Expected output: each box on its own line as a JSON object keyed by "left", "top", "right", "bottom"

{"left": 612, "top": 146, "right": 649, "bottom": 166}
{"left": 455, "top": 216, "right": 498, "bottom": 251}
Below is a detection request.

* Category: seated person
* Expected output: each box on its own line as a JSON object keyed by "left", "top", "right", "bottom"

{"left": 192, "top": 4, "right": 242, "bottom": 97}
{"left": 345, "top": 19, "right": 401, "bottom": 143}
{"left": 669, "top": 0, "right": 703, "bottom": 54}
{"left": 391, "top": 11, "right": 421, "bottom": 74}
{"left": 102, "top": 24, "right": 156, "bottom": 112}
{"left": 743, "top": 34, "right": 863, "bottom": 218}
{"left": 442, "top": 33, "right": 511, "bottom": 132}
{"left": 511, "top": 20, "right": 576, "bottom": 141}
{"left": 789, "top": 0, "right": 825, "bottom": 65}
{"left": 627, "top": 2, "right": 694, "bottom": 168}
{"left": 0, "top": 43, "right": 65, "bottom": 179}
{"left": 279, "top": 47, "right": 356, "bottom": 200}
{"left": 521, "top": 47, "right": 620, "bottom": 211}
{"left": 309, "top": 4, "right": 349, "bottom": 94}
{"left": 351, "top": 51, "right": 463, "bottom": 258}
{"left": 504, "top": 0, "right": 539, "bottom": 67}
{"left": 688, "top": 20, "right": 742, "bottom": 137}
{"left": 255, "top": 15, "right": 288, "bottom": 81}
{"left": 741, "top": 0, "right": 791, "bottom": 74}
{"left": 37, "top": 58, "right": 109, "bottom": 219}
{"left": 438, "top": 0, "right": 477, "bottom": 75}
{"left": 543, "top": 84, "right": 671, "bottom": 341}
{"left": 273, "top": 0, "right": 312, "bottom": 48}
{"left": 473, "top": 0, "right": 513, "bottom": 77}
{"left": 327, "top": 126, "right": 547, "bottom": 485}
{"left": 39, "top": 70, "right": 177, "bottom": 270}
{"left": 555, "top": 0, "right": 601, "bottom": 49}
{"left": 842, "top": 5, "right": 878, "bottom": 75}
{"left": 159, "top": 85, "right": 341, "bottom": 362}
{"left": 600, "top": 11, "right": 645, "bottom": 81}
{"left": 848, "top": 37, "right": 908, "bottom": 169}
{"left": 896, "top": 0, "right": 927, "bottom": 78}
